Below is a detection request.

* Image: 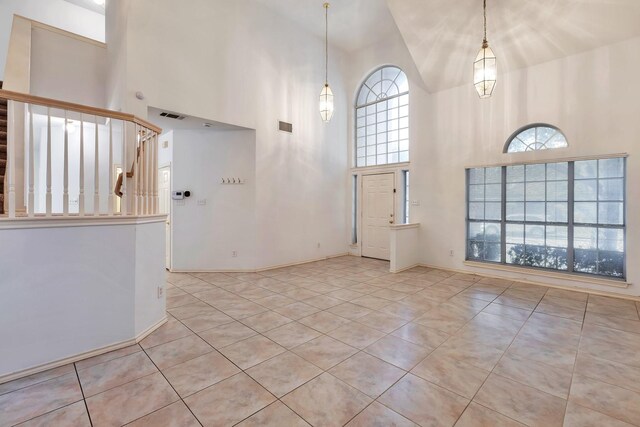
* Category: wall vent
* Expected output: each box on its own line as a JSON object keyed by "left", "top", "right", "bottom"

{"left": 160, "top": 112, "right": 186, "bottom": 120}
{"left": 279, "top": 121, "right": 293, "bottom": 133}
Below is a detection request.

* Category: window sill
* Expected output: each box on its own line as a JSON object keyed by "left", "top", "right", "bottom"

{"left": 390, "top": 223, "right": 420, "bottom": 230}
{"left": 463, "top": 260, "right": 630, "bottom": 289}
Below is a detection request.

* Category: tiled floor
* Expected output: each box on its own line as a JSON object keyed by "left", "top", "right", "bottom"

{"left": 3, "top": 256, "right": 640, "bottom": 426}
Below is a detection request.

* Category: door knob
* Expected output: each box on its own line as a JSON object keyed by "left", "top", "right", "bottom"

{"left": 389, "top": 220, "right": 394, "bottom": 224}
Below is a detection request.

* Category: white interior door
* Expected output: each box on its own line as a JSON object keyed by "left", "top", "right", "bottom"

{"left": 362, "top": 173, "right": 395, "bottom": 260}
{"left": 158, "top": 166, "right": 171, "bottom": 269}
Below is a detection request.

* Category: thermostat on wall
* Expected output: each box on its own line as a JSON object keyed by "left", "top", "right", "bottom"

{"left": 172, "top": 191, "right": 191, "bottom": 200}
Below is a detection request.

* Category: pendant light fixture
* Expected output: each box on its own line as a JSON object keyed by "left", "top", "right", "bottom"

{"left": 473, "top": 0, "right": 497, "bottom": 98}
{"left": 319, "top": 2, "right": 334, "bottom": 122}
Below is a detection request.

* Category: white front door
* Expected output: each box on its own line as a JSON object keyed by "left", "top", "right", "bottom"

{"left": 362, "top": 173, "right": 395, "bottom": 260}
{"left": 158, "top": 166, "right": 171, "bottom": 269}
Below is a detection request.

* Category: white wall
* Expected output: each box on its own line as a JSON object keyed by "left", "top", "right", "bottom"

{"left": 30, "top": 26, "right": 106, "bottom": 107}
{"left": 0, "top": 0, "right": 105, "bottom": 81}
{"left": 171, "top": 129, "right": 257, "bottom": 271}
{"left": 109, "top": 0, "right": 350, "bottom": 270}
{"left": 348, "top": 33, "right": 640, "bottom": 297}
{"left": 0, "top": 218, "right": 166, "bottom": 380}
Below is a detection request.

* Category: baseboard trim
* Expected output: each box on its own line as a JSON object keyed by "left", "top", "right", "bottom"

{"left": 0, "top": 316, "right": 167, "bottom": 385}
{"left": 390, "top": 263, "right": 420, "bottom": 274}
{"left": 169, "top": 253, "right": 351, "bottom": 273}
{"left": 419, "top": 263, "right": 640, "bottom": 303}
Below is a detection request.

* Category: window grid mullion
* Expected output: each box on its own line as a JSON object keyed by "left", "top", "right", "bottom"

{"left": 567, "top": 162, "right": 575, "bottom": 273}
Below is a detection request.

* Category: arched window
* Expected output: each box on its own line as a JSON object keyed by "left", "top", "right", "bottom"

{"left": 355, "top": 66, "right": 409, "bottom": 167}
{"left": 505, "top": 124, "right": 568, "bottom": 153}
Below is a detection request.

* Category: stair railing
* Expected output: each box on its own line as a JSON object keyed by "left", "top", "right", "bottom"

{"left": 0, "top": 89, "right": 161, "bottom": 218}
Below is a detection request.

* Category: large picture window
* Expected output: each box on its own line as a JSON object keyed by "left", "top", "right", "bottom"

{"left": 355, "top": 66, "right": 409, "bottom": 167}
{"left": 466, "top": 157, "right": 625, "bottom": 278}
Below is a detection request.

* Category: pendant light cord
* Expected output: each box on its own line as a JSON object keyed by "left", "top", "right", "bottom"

{"left": 324, "top": 3, "right": 329, "bottom": 85}
{"left": 483, "top": 0, "right": 488, "bottom": 47}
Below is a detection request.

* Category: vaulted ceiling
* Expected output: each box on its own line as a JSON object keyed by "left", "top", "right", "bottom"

{"left": 257, "top": 0, "right": 640, "bottom": 93}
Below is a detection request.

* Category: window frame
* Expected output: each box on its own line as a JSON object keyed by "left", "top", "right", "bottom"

{"left": 354, "top": 66, "right": 409, "bottom": 168}
{"left": 504, "top": 123, "right": 568, "bottom": 153}
{"left": 466, "top": 156, "right": 626, "bottom": 280}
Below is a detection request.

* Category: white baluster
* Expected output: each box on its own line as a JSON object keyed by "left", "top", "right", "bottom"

{"left": 144, "top": 130, "right": 150, "bottom": 215}
{"left": 133, "top": 125, "right": 139, "bottom": 216}
{"left": 108, "top": 119, "right": 114, "bottom": 215}
{"left": 79, "top": 116, "right": 85, "bottom": 216}
{"left": 45, "top": 107, "right": 52, "bottom": 216}
{"left": 27, "top": 104, "right": 34, "bottom": 217}
{"left": 153, "top": 132, "right": 158, "bottom": 214}
{"left": 63, "top": 111, "right": 69, "bottom": 215}
{"left": 7, "top": 100, "right": 16, "bottom": 218}
{"left": 121, "top": 120, "right": 127, "bottom": 216}
{"left": 94, "top": 116, "right": 99, "bottom": 215}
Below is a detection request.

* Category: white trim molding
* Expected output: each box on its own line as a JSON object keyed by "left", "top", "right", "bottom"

{"left": 0, "top": 214, "right": 167, "bottom": 230}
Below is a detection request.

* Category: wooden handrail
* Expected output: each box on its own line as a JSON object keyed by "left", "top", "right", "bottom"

{"left": 0, "top": 89, "right": 162, "bottom": 133}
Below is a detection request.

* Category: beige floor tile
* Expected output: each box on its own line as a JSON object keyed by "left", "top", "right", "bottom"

{"left": 579, "top": 324, "right": 640, "bottom": 368}
{"left": 246, "top": 351, "right": 322, "bottom": 397}
{"left": 127, "top": 401, "right": 200, "bottom": 427}
{"left": 351, "top": 295, "right": 393, "bottom": 310}
{"left": 0, "top": 373, "right": 83, "bottom": 426}
{"left": 413, "top": 305, "right": 474, "bottom": 334}
{"left": 482, "top": 302, "right": 532, "bottom": 321}
{"left": 263, "top": 321, "right": 322, "bottom": 349}
{"left": 545, "top": 288, "right": 588, "bottom": 302}
{"left": 326, "top": 289, "right": 365, "bottom": 302}
{"left": 292, "top": 335, "right": 358, "bottom": 370}
{"left": 493, "top": 295, "right": 539, "bottom": 310}
{"left": 0, "top": 364, "right": 75, "bottom": 396}
{"left": 282, "top": 373, "right": 372, "bottom": 427}
{"left": 74, "top": 346, "right": 141, "bottom": 372}
{"left": 219, "top": 335, "right": 285, "bottom": 369}
{"left": 434, "top": 336, "right": 505, "bottom": 371}
{"left": 220, "top": 300, "right": 269, "bottom": 319}
{"left": 254, "top": 294, "right": 297, "bottom": 309}
{"left": 378, "top": 373, "right": 469, "bottom": 427}
{"left": 507, "top": 336, "right": 577, "bottom": 370}
{"left": 379, "top": 301, "right": 427, "bottom": 321}
{"left": 16, "top": 401, "right": 90, "bottom": 427}
{"left": 185, "top": 373, "right": 275, "bottom": 426}
{"left": 298, "top": 311, "right": 351, "bottom": 333}
{"left": 329, "top": 352, "right": 405, "bottom": 398}
{"left": 411, "top": 350, "right": 490, "bottom": 399}
{"left": 78, "top": 351, "right": 157, "bottom": 397}
{"left": 454, "top": 402, "right": 526, "bottom": 427}
{"left": 274, "top": 302, "right": 321, "bottom": 320}
{"left": 240, "top": 310, "right": 293, "bottom": 333}
{"left": 327, "top": 302, "right": 373, "bottom": 320}
{"left": 236, "top": 401, "right": 310, "bottom": 426}
{"left": 474, "top": 374, "right": 566, "bottom": 427}
{"left": 535, "top": 298, "right": 585, "bottom": 321}
{"left": 493, "top": 353, "right": 572, "bottom": 398}
{"left": 569, "top": 374, "right": 640, "bottom": 425}
{"left": 162, "top": 351, "right": 240, "bottom": 397}
{"left": 180, "top": 311, "right": 234, "bottom": 332}
{"left": 328, "top": 323, "right": 386, "bottom": 349}
{"left": 584, "top": 311, "right": 640, "bottom": 335}
{"left": 346, "top": 401, "right": 417, "bottom": 426}
{"left": 197, "top": 321, "right": 257, "bottom": 349}
{"left": 587, "top": 301, "right": 640, "bottom": 321}
{"left": 356, "top": 311, "right": 407, "bottom": 333}
{"left": 364, "top": 335, "right": 431, "bottom": 370}
{"left": 563, "top": 401, "right": 634, "bottom": 427}
{"left": 167, "top": 301, "right": 218, "bottom": 320}
{"left": 303, "top": 294, "right": 343, "bottom": 309}
{"left": 146, "top": 335, "right": 213, "bottom": 370}
{"left": 574, "top": 354, "right": 640, "bottom": 394}
{"left": 390, "top": 322, "right": 450, "bottom": 350}
{"left": 140, "top": 319, "right": 193, "bottom": 349}
{"left": 282, "top": 288, "right": 322, "bottom": 301}
{"left": 86, "top": 372, "right": 178, "bottom": 427}
{"left": 167, "top": 293, "right": 200, "bottom": 309}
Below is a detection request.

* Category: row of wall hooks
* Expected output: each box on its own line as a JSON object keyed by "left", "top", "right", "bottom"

{"left": 221, "top": 178, "right": 245, "bottom": 185}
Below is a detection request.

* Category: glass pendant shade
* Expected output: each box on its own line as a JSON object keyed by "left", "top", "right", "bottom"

{"left": 474, "top": 43, "right": 497, "bottom": 98}
{"left": 319, "top": 83, "right": 334, "bottom": 122}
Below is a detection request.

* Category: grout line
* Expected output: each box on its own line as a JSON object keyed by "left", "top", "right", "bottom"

{"left": 73, "top": 363, "right": 94, "bottom": 427}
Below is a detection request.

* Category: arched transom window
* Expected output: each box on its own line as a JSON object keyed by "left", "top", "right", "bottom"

{"left": 355, "top": 66, "right": 409, "bottom": 167}
{"left": 505, "top": 124, "right": 568, "bottom": 153}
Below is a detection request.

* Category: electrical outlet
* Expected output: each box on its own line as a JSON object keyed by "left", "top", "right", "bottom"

{"left": 232, "top": 251, "right": 238, "bottom": 257}
{"left": 449, "top": 250, "right": 454, "bottom": 257}
{"left": 157, "top": 286, "right": 164, "bottom": 299}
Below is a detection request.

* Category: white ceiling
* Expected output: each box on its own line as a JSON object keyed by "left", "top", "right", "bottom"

{"left": 253, "top": 0, "right": 399, "bottom": 53}
{"left": 387, "top": 0, "right": 640, "bottom": 93}
{"left": 62, "top": 0, "right": 105, "bottom": 15}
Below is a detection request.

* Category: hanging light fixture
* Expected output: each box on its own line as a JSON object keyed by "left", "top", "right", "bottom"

{"left": 473, "top": 0, "right": 497, "bottom": 98}
{"left": 319, "top": 2, "right": 334, "bottom": 122}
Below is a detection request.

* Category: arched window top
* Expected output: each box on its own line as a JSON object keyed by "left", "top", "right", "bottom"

{"left": 355, "top": 66, "right": 409, "bottom": 168}
{"left": 505, "top": 124, "right": 568, "bottom": 153}
{"left": 356, "top": 66, "right": 408, "bottom": 107}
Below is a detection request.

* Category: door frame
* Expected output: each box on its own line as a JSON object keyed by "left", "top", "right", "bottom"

{"left": 158, "top": 162, "right": 172, "bottom": 271}
{"left": 360, "top": 171, "right": 396, "bottom": 260}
